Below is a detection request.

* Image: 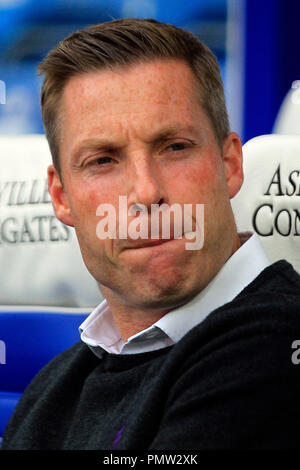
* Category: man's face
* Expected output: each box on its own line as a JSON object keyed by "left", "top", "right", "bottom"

{"left": 49, "top": 59, "right": 243, "bottom": 312}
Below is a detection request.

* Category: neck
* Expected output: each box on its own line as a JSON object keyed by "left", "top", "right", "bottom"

{"left": 233, "top": 232, "right": 242, "bottom": 253}
{"left": 100, "top": 288, "right": 171, "bottom": 342}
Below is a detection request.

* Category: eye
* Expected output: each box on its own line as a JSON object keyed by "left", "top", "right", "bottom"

{"left": 95, "top": 156, "right": 113, "bottom": 165}
{"left": 167, "top": 142, "right": 187, "bottom": 152}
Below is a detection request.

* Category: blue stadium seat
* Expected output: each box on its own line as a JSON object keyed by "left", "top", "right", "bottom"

{"left": 0, "top": 309, "right": 89, "bottom": 439}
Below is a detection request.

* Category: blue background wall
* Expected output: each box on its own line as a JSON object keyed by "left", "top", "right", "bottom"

{"left": 0, "top": 0, "right": 228, "bottom": 135}
{"left": 244, "top": 0, "right": 300, "bottom": 142}
{"left": 0, "top": 0, "right": 298, "bottom": 143}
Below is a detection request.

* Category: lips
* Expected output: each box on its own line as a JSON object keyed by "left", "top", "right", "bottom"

{"left": 125, "top": 238, "right": 175, "bottom": 249}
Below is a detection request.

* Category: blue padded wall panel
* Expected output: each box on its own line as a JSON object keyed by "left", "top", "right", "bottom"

{"left": 0, "top": 311, "right": 88, "bottom": 392}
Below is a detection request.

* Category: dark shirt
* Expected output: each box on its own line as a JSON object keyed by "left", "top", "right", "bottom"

{"left": 2, "top": 260, "right": 300, "bottom": 450}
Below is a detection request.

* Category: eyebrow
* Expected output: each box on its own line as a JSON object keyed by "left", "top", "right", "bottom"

{"left": 151, "top": 124, "right": 199, "bottom": 142}
{"left": 71, "top": 138, "right": 118, "bottom": 162}
{"left": 71, "top": 124, "right": 199, "bottom": 159}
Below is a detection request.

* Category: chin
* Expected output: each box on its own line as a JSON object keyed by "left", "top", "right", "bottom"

{"left": 128, "top": 278, "right": 200, "bottom": 311}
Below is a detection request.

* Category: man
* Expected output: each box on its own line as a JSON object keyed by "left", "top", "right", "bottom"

{"left": 2, "top": 18, "right": 300, "bottom": 450}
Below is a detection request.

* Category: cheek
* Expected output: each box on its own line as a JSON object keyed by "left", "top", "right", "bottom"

{"left": 67, "top": 177, "right": 120, "bottom": 215}
{"left": 67, "top": 180, "right": 122, "bottom": 255}
{"left": 165, "top": 156, "right": 223, "bottom": 204}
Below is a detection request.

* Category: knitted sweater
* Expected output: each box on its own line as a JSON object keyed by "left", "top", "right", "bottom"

{"left": 3, "top": 260, "right": 300, "bottom": 450}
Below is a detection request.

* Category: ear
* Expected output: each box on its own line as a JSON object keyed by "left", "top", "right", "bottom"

{"left": 222, "top": 132, "right": 244, "bottom": 199}
{"left": 48, "top": 165, "right": 74, "bottom": 227}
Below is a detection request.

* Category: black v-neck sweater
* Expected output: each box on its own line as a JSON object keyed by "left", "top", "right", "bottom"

{"left": 3, "top": 260, "right": 300, "bottom": 450}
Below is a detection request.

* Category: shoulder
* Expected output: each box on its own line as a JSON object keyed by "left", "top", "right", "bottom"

{"left": 167, "top": 260, "right": 300, "bottom": 378}
{"left": 23, "top": 340, "right": 99, "bottom": 393}
{"left": 236, "top": 259, "right": 300, "bottom": 299}
{"left": 2, "top": 341, "right": 98, "bottom": 443}
{"left": 201, "top": 259, "right": 300, "bottom": 337}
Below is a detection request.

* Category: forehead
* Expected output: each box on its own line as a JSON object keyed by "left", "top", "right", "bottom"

{"left": 62, "top": 59, "right": 201, "bottom": 115}
{"left": 59, "top": 59, "right": 212, "bottom": 153}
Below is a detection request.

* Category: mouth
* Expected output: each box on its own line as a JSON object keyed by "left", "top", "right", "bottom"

{"left": 125, "top": 238, "right": 175, "bottom": 250}
{"left": 121, "top": 230, "right": 200, "bottom": 251}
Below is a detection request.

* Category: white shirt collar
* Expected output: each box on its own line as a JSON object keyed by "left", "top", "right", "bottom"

{"left": 79, "top": 232, "right": 271, "bottom": 356}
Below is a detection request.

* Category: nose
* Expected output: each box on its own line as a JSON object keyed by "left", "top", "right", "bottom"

{"left": 125, "top": 152, "right": 164, "bottom": 211}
